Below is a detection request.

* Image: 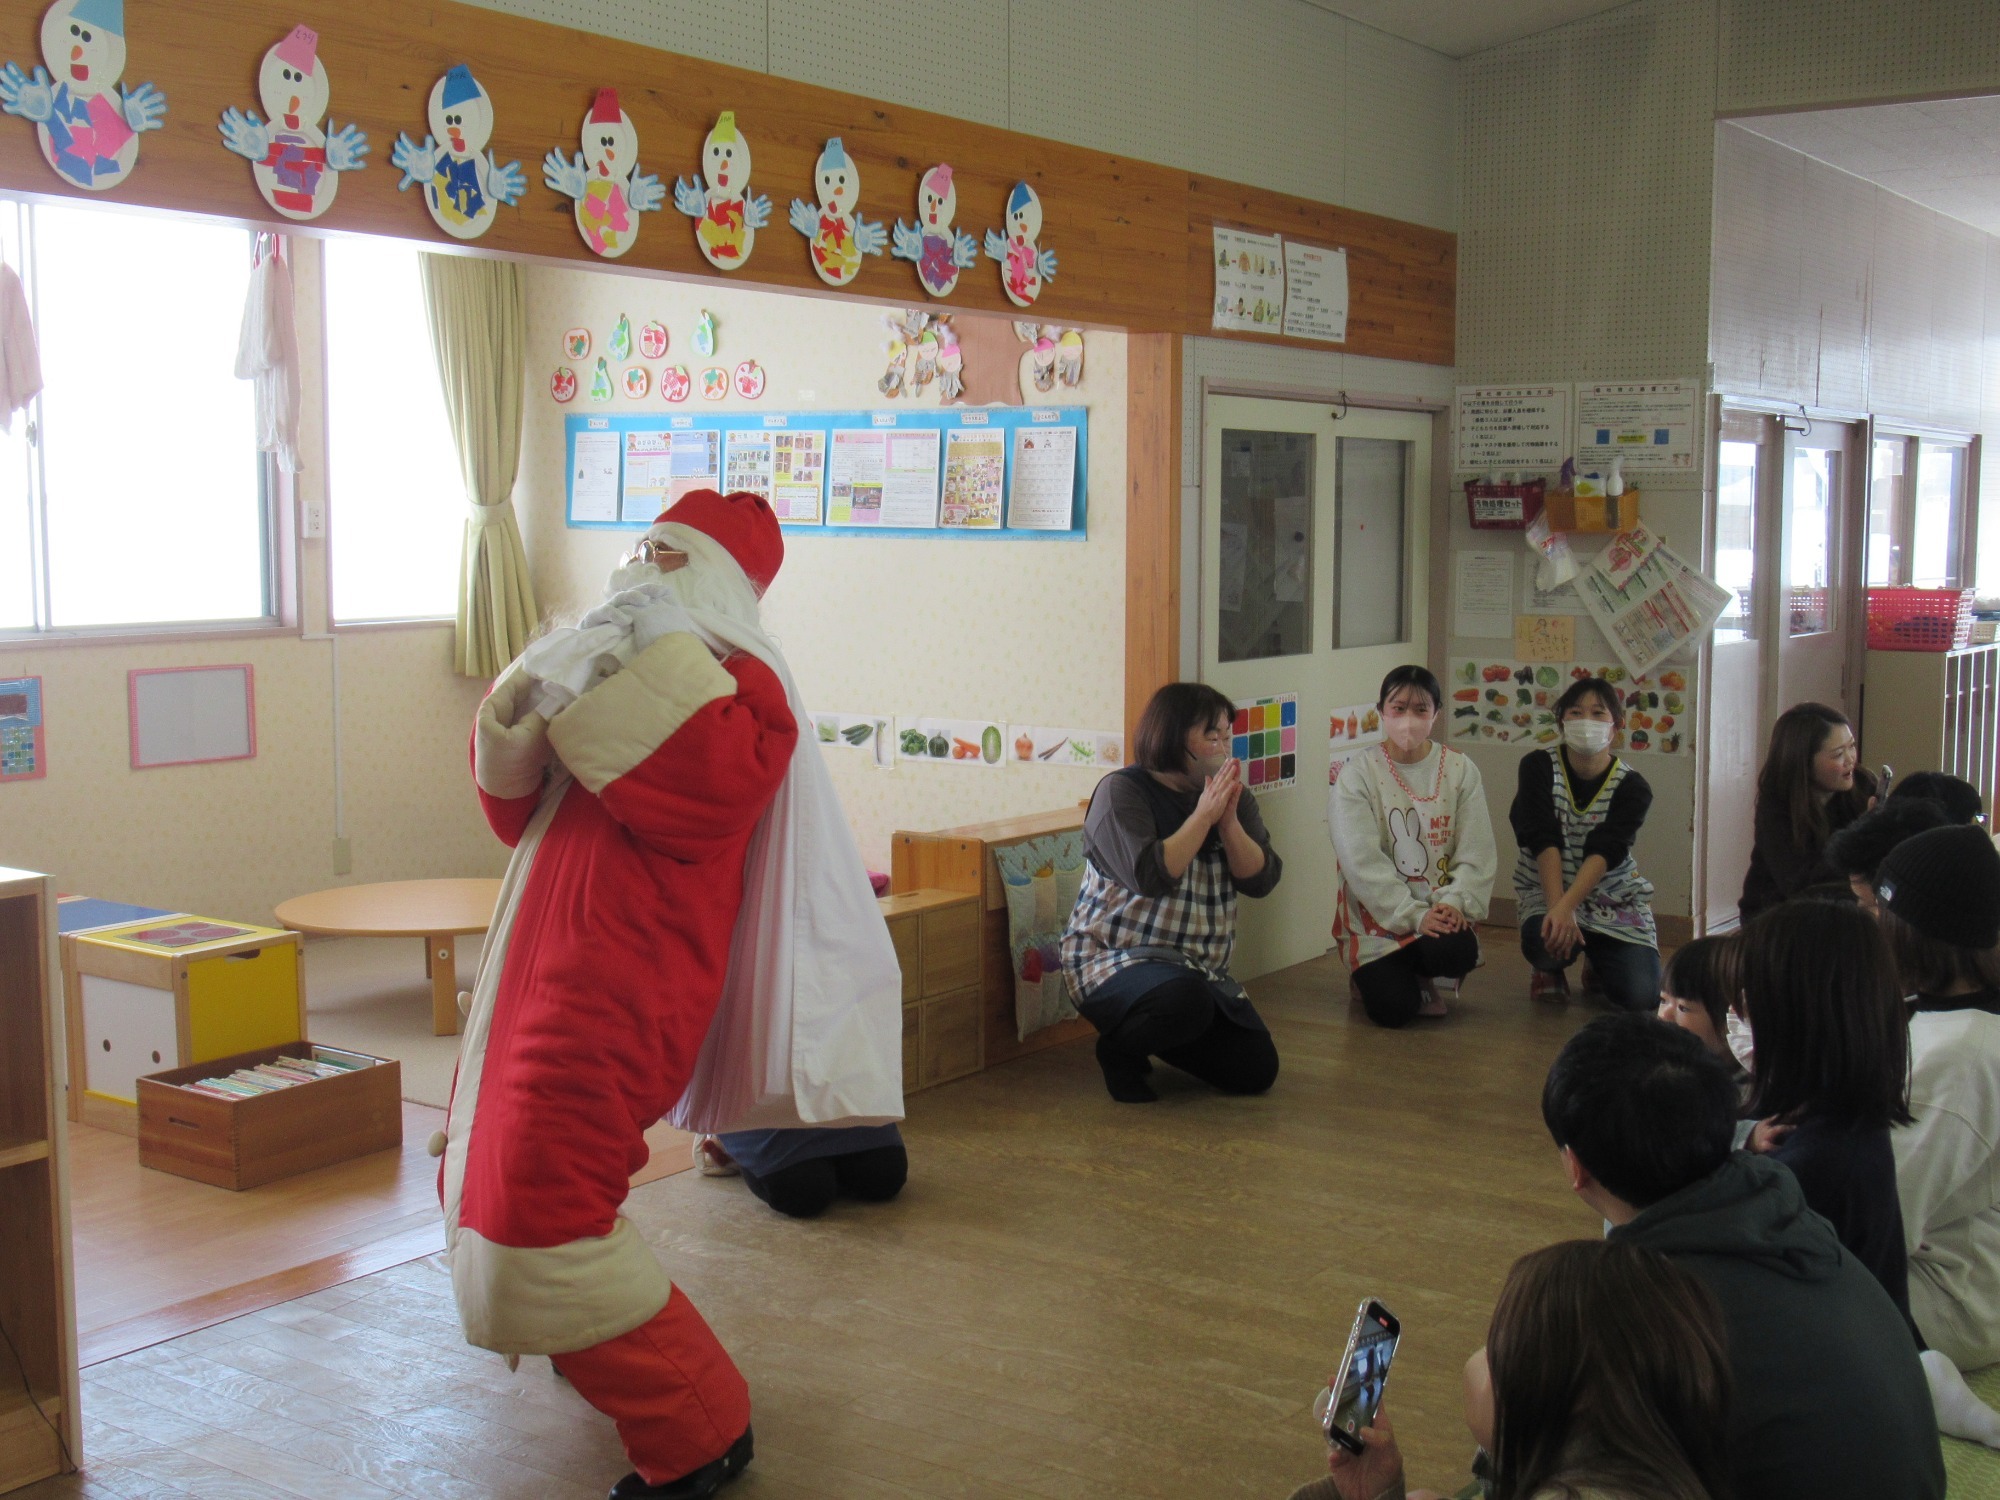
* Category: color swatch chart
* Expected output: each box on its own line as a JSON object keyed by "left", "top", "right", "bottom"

{"left": 1232, "top": 692, "right": 1298, "bottom": 790}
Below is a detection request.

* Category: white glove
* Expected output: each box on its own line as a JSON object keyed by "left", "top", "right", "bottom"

{"left": 475, "top": 659, "right": 552, "bottom": 799}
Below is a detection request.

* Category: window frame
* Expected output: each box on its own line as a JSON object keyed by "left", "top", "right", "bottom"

{"left": 1869, "top": 426, "right": 1979, "bottom": 591}
{"left": 0, "top": 199, "right": 291, "bottom": 646}
{"left": 316, "top": 234, "right": 464, "bottom": 632}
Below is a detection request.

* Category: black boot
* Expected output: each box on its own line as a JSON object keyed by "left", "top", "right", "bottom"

{"left": 1095, "top": 1035, "right": 1157, "bottom": 1103}
{"left": 609, "top": 1427, "right": 753, "bottom": 1499}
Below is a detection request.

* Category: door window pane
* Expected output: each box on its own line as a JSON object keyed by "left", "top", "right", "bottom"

{"left": 1715, "top": 439, "right": 1759, "bottom": 640}
{"left": 1912, "top": 444, "right": 1964, "bottom": 589}
{"left": 36, "top": 206, "right": 264, "bottom": 627}
{"left": 325, "top": 238, "right": 464, "bottom": 622}
{"left": 1787, "top": 447, "right": 1836, "bottom": 636}
{"left": 0, "top": 422, "right": 30, "bottom": 631}
{"left": 1217, "top": 428, "right": 1312, "bottom": 662}
{"left": 1868, "top": 438, "right": 1903, "bottom": 587}
{"left": 1333, "top": 437, "right": 1407, "bottom": 648}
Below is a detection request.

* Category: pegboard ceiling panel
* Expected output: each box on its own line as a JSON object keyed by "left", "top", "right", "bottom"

{"left": 1719, "top": 0, "right": 2000, "bottom": 113}
{"left": 770, "top": 0, "right": 1010, "bottom": 129}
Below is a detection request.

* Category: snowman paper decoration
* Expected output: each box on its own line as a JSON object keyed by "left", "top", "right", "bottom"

{"left": 785, "top": 137, "right": 886, "bottom": 288}
{"left": 218, "top": 26, "right": 368, "bottom": 221}
{"left": 984, "top": 181, "right": 1058, "bottom": 308}
{"left": 0, "top": 0, "right": 168, "bottom": 192}
{"left": 543, "top": 89, "right": 664, "bottom": 259}
{"left": 672, "top": 112, "right": 770, "bottom": 270}
{"left": 892, "top": 164, "right": 979, "bottom": 299}
{"left": 391, "top": 65, "right": 525, "bottom": 241}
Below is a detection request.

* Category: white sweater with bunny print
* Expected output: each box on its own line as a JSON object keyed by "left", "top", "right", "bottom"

{"left": 1328, "top": 742, "right": 1498, "bottom": 971}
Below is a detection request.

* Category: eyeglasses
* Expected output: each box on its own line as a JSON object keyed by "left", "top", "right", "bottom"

{"left": 624, "top": 538, "right": 688, "bottom": 570}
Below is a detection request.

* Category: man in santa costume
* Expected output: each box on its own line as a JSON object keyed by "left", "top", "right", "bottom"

{"left": 441, "top": 488, "right": 899, "bottom": 1500}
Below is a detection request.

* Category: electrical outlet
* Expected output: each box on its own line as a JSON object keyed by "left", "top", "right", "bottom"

{"left": 331, "top": 837, "right": 352, "bottom": 875}
{"left": 302, "top": 500, "right": 326, "bottom": 540}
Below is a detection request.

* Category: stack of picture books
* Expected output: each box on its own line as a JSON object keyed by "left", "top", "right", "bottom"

{"left": 178, "top": 1049, "right": 372, "bottom": 1100}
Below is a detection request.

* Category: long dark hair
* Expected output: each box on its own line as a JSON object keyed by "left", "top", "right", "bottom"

{"left": 1739, "top": 901, "right": 1912, "bottom": 1129}
{"left": 1755, "top": 703, "right": 1857, "bottom": 853}
{"left": 1487, "top": 1240, "right": 1733, "bottom": 1500}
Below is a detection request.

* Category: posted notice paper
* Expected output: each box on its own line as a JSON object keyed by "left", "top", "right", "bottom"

{"left": 770, "top": 430, "right": 826, "bottom": 526}
{"left": 1454, "top": 551, "right": 1516, "bottom": 638}
{"left": 1212, "top": 226, "right": 1286, "bottom": 333}
{"left": 880, "top": 428, "right": 942, "bottom": 528}
{"left": 572, "top": 430, "right": 620, "bottom": 523}
{"left": 827, "top": 429, "right": 885, "bottom": 525}
{"left": 1007, "top": 425, "right": 1077, "bottom": 530}
{"left": 941, "top": 428, "right": 1005, "bottom": 529}
{"left": 1281, "top": 241, "right": 1347, "bottom": 343}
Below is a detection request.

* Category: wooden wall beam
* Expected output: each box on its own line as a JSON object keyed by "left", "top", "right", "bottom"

{"left": 1125, "top": 332, "right": 1182, "bottom": 746}
{"left": 0, "top": 0, "right": 1453, "bottom": 357}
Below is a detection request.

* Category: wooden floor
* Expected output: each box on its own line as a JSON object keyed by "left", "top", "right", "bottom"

{"left": 23, "top": 937, "right": 1602, "bottom": 1500}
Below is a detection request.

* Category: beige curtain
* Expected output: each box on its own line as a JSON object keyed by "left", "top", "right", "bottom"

{"left": 419, "top": 254, "right": 537, "bottom": 678}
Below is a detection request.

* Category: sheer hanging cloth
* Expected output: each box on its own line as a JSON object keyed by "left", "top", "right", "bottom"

{"left": 418, "top": 254, "right": 536, "bottom": 678}
{"left": 234, "top": 233, "right": 300, "bottom": 471}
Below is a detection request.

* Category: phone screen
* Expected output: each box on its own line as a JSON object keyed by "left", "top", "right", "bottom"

{"left": 1322, "top": 1300, "right": 1400, "bottom": 1453}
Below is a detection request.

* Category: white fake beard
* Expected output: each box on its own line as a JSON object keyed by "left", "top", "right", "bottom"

{"left": 603, "top": 523, "right": 763, "bottom": 632}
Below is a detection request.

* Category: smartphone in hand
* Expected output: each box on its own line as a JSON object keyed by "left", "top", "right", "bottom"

{"left": 1315, "top": 1298, "right": 1401, "bottom": 1454}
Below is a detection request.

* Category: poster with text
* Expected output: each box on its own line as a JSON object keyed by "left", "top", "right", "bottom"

{"left": 828, "top": 429, "right": 885, "bottom": 525}
{"left": 1455, "top": 384, "right": 1571, "bottom": 473}
{"left": 941, "top": 428, "right": 1005, "bottom": 529}
{"left": 724, "top": 430, "right": 776, "bottom": 502}
{"left": 881, "top": 428, "right": 942, "bottom": 528}
{"left": 572, "top": 430, "right": 621, "bottom": 523}
{"left": 1574, "top": 380, "right": 1699, "bottom": 471}
{"left": 1232, "top": 692, "right": 1298, "bottom": 791}
{"left": 771, "top": 430, "right": 827, "bottom": 525}
{"left": 1007, "top": 425, "right": 1077, "bottom": 530}
{"left": 1576, "top": 540, "right": 1730, "bottom": 680}
{"left": 1212, "top": 226, "right": 1286, "bottom": 333}
{"left": 1281, "top": 240, "right": 1348, "bottom": 342}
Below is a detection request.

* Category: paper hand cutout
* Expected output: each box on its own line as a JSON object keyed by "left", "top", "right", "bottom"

{"left": 785, "top": 197, "right": 817, "bottom": 238}
{"left": 542, "top": 147, "right": 586, "bottom": 199}
{"left": 391, "top": 131, "right": 433, "bottom": 191}
{"left": 487, "top": 157, "right": 525, "bottom": 204}
{"left": 742, "top": 191, "right": 772, "bottom": 230}
{"left": 671, "top": 174, "right": 707, "bottom": 217}
{"left": 628, "top": 170, "right": 665, "bottom": 213}
{"left": 951, "top": 228, "right": 980, "bottom": 270}
{"left": 889, "top": 219, "right": 924, "bottom": 263}
{"left": 0, "top": 63, "right": 54, "bottom": 123}
{"left": 218, "top": 105, "right": 269, "bottom": 161}
{"left": 326, "top": 123, "right": 368, "bottom": 172}
{"left": 121, "top": 79, "right": 165, "bottom": 133}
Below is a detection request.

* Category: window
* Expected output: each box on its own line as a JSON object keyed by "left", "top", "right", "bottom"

{"left": 0, "top": 200, "right": 271, "bottom": 635}
{"left": 1714, "top": 436, "right": 1760, "bottom": 640}
{"left": 323, "top": 238, "right": 463, "bottom": 623}
{"left": 1786, "top": 445, "right": 1837, "bottom": 636}
{"left": 1332, "top": 436, "right": 1409, "bottom": 649}
{"left": 1217, "top": 428, "right": 1313, "bottom": 662}
{"left": 1866, "top": 433, "right": 1971, "bottom": 590}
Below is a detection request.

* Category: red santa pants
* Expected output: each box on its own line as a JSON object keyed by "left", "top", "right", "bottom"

{"left": 551, "top": 1289, "right": 751, "bottom": 1484}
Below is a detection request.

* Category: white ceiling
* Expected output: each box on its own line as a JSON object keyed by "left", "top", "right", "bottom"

{"left": 1736, "top": 96, "right": 2000, "bottom": 236}
{"left": 1303, "top": 0, "right": 1638, "bottom": 58}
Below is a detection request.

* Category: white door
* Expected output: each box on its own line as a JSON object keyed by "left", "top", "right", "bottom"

{"left": 1775, "top": 423, "right": 1861, "bottom": 718}
{"left": 1200, "top": 395, "right": 1432, "bottom": 980}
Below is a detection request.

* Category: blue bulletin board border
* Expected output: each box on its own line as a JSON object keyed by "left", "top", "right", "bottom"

{"left": 564, "top": 406, "right": 1089, "bottom": 540}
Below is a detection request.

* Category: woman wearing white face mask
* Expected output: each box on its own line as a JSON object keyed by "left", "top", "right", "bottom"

{"left": 1330, "top": 665, "right": 1498, "bottom": 1027}
{"left": 1061, "top": 682, "right": 1283, "bottom": 1102}
{"left": 1509, "top": 677, "right": 1660, "bottom": 1009}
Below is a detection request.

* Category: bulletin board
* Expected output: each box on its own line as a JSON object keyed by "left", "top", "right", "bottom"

{"left": 129, "top": 666, "right": 257, "bottom": 770}
{"left": 565, "top": 406, "right": 1089, "bottom": 540}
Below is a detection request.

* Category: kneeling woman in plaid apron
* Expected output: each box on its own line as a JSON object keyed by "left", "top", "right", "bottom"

{"left": 1059, "top": 682, "right": 1284, "bottom": 1103}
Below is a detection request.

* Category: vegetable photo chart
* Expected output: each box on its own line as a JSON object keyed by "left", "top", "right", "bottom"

{"left": 1447, "top": 659, "right": 1691, "bottom": 755}
{"left": 564, "top": 406, "right": 1088, "bottom": 540}
{"left": 1232, "top": 693, "right": 1298, "bottom": 791}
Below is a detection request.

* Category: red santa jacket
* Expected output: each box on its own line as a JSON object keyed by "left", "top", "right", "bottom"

{"left": 441, "top": 629, "right": 796, "bottom": 1355}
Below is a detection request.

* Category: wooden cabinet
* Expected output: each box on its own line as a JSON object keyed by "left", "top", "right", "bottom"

{"left": 0, "top": 867, "right": 79, "bottom": 1493}
{"left": 1861, "top": 645, "right": 2000, "bottom": 814}
{"left": 879, "top": 890, "right": 985, "bottom": 1093}
{"left": 63, "top": 917, "right": 306, "bottom": 1137}
{"left": 892, "top": 807, "right": 1095, "bottom": 1071}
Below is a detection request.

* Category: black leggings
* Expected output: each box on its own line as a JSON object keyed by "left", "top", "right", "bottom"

{"left": 1351, "top": 929, "right": 1481, "bottom": 1029}
{"left": 1095, "top": 973, "right": 1280, "bottom": 1094}
{"left": 738, "top": 1142, "right": 908, "bottom": 1219}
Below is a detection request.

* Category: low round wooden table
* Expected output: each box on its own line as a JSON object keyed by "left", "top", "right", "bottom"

{"left": 275, "top": 878, "right": 502, "bottom": 1037}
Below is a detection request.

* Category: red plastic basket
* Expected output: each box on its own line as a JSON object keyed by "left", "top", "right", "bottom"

{"left": 1865, "top": 587, "right": 1975, "bottom": 652}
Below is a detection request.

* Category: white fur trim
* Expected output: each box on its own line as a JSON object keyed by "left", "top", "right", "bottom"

{"left": 450, "top": 1220, "right": 672, "bottom": 1356}
{"left": 547, "top": 631, "right": 735, "bottom": 794}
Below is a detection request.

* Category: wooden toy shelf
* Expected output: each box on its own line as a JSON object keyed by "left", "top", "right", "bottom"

{"left": 0, "top": 866, "right": 80, "bottom": 1494}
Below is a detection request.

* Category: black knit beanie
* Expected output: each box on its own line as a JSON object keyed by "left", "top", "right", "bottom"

{"left": 1876, "top": 824, "right": 2000, "bottom": 949}
{"left": 1826, "top": 797, "right": 1949, "bottom": 879}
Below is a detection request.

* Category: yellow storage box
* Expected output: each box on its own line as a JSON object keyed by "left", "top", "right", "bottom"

{"left": 62, "top": 916, "right": 306, "bottom": 1136}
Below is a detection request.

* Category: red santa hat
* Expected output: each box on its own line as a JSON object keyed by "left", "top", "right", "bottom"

{"left": 655, "top": 489, "right": 783, "bottom": 595}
